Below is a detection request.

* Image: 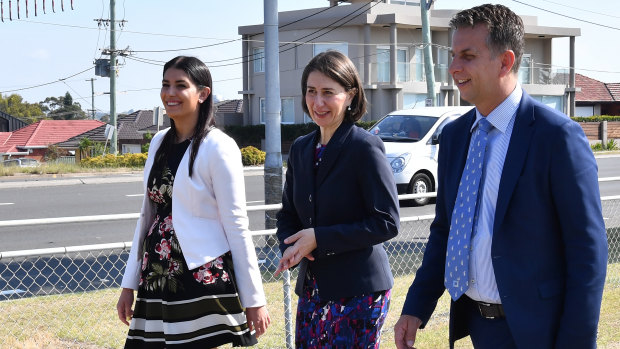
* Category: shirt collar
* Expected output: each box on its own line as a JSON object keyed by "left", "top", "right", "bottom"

{"left": 472, "top": 84, "right": 522, "bottom": 133}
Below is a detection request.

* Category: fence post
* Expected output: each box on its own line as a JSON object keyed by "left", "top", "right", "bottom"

{"left": 282, "top": 269, "right": 294, "bottom": 349}
{"left": 601, "top": 121, "right": 608, "bottom": 149}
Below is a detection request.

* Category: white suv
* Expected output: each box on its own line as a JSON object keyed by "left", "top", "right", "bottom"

{"left": 369, "top": 106, "right": 473, "bottom": 206}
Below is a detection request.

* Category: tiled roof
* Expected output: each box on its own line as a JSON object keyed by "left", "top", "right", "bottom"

{"left": 118, "top": 110, "right": 170, "bottom": 139}
{"left": 0, "top": 120, "right": 105, "bottom": 153}
{"left": 215, "top": 99, "right": 243, "bottom": 113}
{"left": 576, "top": 74, "right": 614, "bottom": 102}
{"left": 606, "top": 83, "right": 620, "bottom": 101}
{"left": 57, "top": 124, "right": 108, "bottom": 148}
{"left": 0, "top": 132, "right": 11, "bottom": 145}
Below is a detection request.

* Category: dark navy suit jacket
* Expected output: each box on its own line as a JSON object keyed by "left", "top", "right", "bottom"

{"left": 402, "top": 92, "right": 608, "bottom": 349}
{"left": 276, "top": 121, "right": 400, "bottom": 301}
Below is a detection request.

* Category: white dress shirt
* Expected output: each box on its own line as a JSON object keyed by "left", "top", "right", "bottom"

{"left": 465, "top": 86, "right": 522, "bottom": 304}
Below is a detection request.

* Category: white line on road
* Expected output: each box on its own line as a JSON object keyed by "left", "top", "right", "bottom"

{"left": 0, "top": 213, "right": 140, "bottom": 227}
{"left": 0, "top": 203, "right": 14, "bottom": 206}
{"left": 125, "top": 194, "right": 144, "bottom": 197}
{"left": 0, "top": 289, "right": 26, "bottom": 296}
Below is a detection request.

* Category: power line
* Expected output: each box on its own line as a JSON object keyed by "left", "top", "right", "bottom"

{"left": 511, "top": 0, "right": 620, "bottom": 31}
{"left": 0, "top": 67, "right": 94, "bottom": 94}
{"left": 538, "top": 0, "right": 620, "bottom": 20}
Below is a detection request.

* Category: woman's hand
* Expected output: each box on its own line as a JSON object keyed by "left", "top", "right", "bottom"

{"left": 116, "top": 288, "right": 135, "bottom": 326}
{"left": 246, "top": 305, "right": 271, "bottom": 338}
{"left": 274, "top": 228, "right": 317, "bottom": 277}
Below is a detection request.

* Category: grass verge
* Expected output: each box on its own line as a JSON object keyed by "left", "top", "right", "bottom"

{"left": 1, "top": 267, "right": 619, "bottom": 349}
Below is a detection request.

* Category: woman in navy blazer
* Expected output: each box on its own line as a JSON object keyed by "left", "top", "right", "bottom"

{"left": 117, "top": 56, "right": 270, "bottom": 348}
{"left": 275, "top": 51, "right": 400, "bottom": 348}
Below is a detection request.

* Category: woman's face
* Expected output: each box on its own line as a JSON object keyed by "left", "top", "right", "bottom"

{"left": 305, "top": 71, "right": 353, "bottom": 135}
{"left": 160, "top": 67, "right": 209, "bottom": 122}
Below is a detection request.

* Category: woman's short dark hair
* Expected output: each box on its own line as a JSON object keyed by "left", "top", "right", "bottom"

{"left": 450, "top": 4, "right": 524, "bottom": 74}
{"left": 151, "top": 56, "right": 215, "bottom": 179}
{"left": 301, "top": 50, "right": 367, "bottom": 122}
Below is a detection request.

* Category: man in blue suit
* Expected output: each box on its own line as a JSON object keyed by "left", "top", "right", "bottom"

{"left": 394, "top": 4, "right": 608, "bottom": 349}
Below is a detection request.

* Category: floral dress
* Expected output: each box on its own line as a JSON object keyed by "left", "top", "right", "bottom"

{"left": 125, "top": 139, "right": 256, "bottom": 349}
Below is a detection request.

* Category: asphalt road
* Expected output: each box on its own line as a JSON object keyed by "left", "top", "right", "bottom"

{"left": 0, "top": 155, "right": 618, "bottom": 300}
{"left": 0, "top": 155, "right": 618, "bottom": 252}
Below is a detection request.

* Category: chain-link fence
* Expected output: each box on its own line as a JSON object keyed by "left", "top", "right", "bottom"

{"left": 1, "top": 197, "right": 619, "bottom": 348}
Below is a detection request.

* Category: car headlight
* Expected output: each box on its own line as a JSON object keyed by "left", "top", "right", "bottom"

{"left": 390, "top": 152, "right": 411, "bottom": 173}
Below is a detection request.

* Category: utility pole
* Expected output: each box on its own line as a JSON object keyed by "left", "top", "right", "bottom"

{"left": 264, "top": 0, "right": 283, "bottom": 233}
{"left": 421, "top": 0, "right": 437, "bottom": 106}
{"left": 86, "top": 78, "right": 96, "bottom": 119}
{"left": 109, "top": 0, "right": 118, "bottom": 154}
{"left": 264, "top": 1, "right": 290, "bottom": 348}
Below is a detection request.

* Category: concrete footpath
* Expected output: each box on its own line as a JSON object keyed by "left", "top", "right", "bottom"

{"left": 0, "top": 152, "right": 617, "bottom": 189}
{"left": 0, "top": 166, "right": 267, "bottom": 189}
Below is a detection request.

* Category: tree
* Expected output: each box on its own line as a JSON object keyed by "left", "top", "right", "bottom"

{"left": 39, "top": 92, "right": 88, "bottom": 120}
{"left": 0, "top": 93, "right": 44, "bottom": 123}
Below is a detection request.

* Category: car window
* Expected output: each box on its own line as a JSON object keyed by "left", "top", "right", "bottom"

{"left": 370, "top": 115, "right": 437, "bottom": 142}
{"left": 2, "top": 160, "right": 19, "bottom": 167}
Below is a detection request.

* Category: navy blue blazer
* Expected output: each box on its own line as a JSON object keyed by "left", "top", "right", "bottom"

{"left": 276, "top": 121, "right": 400, "bottom": 301}
{"left": 402, "top": 92, "right": 608, "bottom": 349}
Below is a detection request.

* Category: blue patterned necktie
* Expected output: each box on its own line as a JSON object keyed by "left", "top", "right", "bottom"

{"left": 444, "top": 118, "right": 493, "bottom": 300}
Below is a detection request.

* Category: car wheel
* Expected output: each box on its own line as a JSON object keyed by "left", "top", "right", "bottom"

{"left": 409, "top": 173, "right": 432, "bottom": 206}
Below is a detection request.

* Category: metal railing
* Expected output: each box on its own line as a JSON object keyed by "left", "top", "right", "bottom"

{"left": 1, "top": 193, "right": 619, "bottom": 348}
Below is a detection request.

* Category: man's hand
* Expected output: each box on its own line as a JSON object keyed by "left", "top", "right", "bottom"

{"left": 394, "top": 314, "right": 423, "bottom": 349}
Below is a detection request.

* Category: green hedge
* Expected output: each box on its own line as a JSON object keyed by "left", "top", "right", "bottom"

{"left": 571, "top": 115, "right": 620, "bottom": 122}
{"left": 81, "top": 153, "right": 148, "bottom": 168}
{"left": 224, "top": 121, "right": 377, "bottom": 148}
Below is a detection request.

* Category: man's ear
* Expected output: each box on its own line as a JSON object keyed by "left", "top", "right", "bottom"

{"left": 199, "top": 86, "right": 211, "bottom": 103}
{"left": 499, "top": 50, "right": 516, "bottom": 77}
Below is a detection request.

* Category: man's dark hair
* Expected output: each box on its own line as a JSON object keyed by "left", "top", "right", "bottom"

{"left": 450, "top": 4, "right": 524, "bottom": 74}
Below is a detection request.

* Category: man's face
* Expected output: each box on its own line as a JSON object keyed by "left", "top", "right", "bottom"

{"left": 449, "top": 24, "right": 505, "bottom": 115}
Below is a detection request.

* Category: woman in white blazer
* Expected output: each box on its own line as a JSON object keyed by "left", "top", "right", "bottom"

{"left": 116, "top": 56, "right": 270, "bottom": 348}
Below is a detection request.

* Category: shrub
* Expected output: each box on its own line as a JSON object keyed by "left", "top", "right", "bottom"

{"left": 571, "top": 115, "right": 620, "bottom": 122}
{"left": 80, "top": 153, "right": 148, "bottom": 168}
{"left": 240, "top": 146, "right": 266, "bottom": 166}
{"left": 591, "top": 143, "right": 603, "bottom": 151}
{"left": 606, "top": 139, "right": 618, "bottom": 150}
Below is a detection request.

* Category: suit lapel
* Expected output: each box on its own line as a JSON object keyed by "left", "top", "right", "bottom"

{"left": 315, "top": 122, "right": 354, "bottom": 187}
{"left": 493, "top": 93, "right": 536, "bottom": 234}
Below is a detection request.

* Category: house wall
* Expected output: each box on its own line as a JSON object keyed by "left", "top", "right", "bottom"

{"left": 241, "top": 5, "right": 574, "bottom": 126}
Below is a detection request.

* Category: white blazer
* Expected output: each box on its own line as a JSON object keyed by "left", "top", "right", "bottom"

{"left": 121, "top": 127, "right": 266, "bottom": 308}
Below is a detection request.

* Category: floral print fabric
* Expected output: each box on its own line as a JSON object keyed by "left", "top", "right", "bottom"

{"left": 295, "top": 271, "right": 391, "bottom": 349}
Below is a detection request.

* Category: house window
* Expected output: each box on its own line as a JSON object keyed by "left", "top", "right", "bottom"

{"left": 531, "top": 95, "right": 563, "bottom": 112}
{"left": 403, "top": 93, "right": 427, "bottom": 109}
{"left": 377, "top": 47, "right": 409, "bottom": 82}
{"left": 260, "top": 97, "right": 295, "bottom": 124}
{"left": 122, "top": 144, "right": 142, "bottom": 154}
{"left": 253, "top": 47, "right": 265, "bottom": 73}
{"left": 313, "top": 43, "right": 348, "bottom": 56}
{"left": 518, "top": 54, "right": 532, "bottom": 84}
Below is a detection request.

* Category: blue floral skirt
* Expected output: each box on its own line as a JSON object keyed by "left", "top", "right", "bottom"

{"left": 295, "top": 271, "right": 391, "bottom": 349}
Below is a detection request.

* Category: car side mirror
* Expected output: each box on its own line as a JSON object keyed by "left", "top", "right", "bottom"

{"left": 431, "top": 133, "right": 440, "bottom": 145}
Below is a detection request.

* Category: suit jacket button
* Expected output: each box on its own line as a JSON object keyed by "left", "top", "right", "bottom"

{"left": 309, "top": 194, "right": 312, "bottom": 203}
{"left": 309, "top": 217, "right": 312, "bottom": 225}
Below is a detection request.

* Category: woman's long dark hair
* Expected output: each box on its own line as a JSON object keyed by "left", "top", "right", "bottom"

{"left": 149, "top": 56, "right": 215, "bottom": 182}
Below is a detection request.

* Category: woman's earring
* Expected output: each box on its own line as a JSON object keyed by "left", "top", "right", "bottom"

{"left": 347, "top": 105, "right": 351, "bottom": 111}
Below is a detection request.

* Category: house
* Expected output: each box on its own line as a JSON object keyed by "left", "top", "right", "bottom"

{"left": 0, "top": 120, "right": 105, "bottom": 161}
{"left": 575, "top": 74, "right": 620, "bottom": 117}
{"left": 215, "top": 99, "right": 244, "bottom": 127}
{"left": 117, "top": 110, "right": 170, "bottom": 154}
{"left": 0, "top": 110, "right": 28, "bottom": 132}
{"left": 238, "top": 0, "right": 580, "bottom": 125}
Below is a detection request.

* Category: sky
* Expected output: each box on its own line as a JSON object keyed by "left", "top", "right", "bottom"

{"left": 1, "top": 0, "right": 619, "bottom": 116}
